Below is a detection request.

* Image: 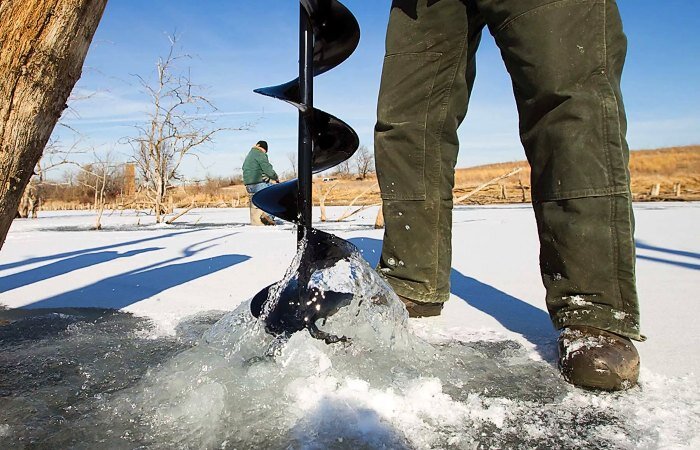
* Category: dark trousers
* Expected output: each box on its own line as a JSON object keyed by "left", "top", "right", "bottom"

{"left": 374, "top": 0, "right": 641, "bottom": 340}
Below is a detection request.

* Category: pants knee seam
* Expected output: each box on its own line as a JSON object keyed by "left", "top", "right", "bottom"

{"left": 601, "top": 1, "right": 613, "bottom": 187}
{"left": 431, "top": 25, "right": 470, "bottom": 291}
{"left": 603, "top": 0, "right": 625, "bottom": 310}
{"left": 602, "top": 0, "right": 627, "bottom": 185}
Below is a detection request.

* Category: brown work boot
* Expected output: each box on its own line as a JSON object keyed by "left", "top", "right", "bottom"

{"left": 558, "top": 326, "right": 640, "bottom": 391}
{"left": 398, "top": 296, "right": 443, "bottom": 318}
{"left": 260, "top": 213, "right": 276, "bottom": 226}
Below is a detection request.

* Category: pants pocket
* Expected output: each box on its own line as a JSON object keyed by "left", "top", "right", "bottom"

{"left": 375, "top": 52, "right": 442, "bottom": 201}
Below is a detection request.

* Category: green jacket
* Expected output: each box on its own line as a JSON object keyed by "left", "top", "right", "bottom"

{"left": 242, "top": 147, "right": 279, "bottom": 185}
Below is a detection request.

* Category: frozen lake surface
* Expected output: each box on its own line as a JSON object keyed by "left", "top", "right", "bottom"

{"left": 1, "top": 204, "right": 699, "bottom": 448}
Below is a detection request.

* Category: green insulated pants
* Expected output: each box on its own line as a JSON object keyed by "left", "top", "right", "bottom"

{"left": 374, "top": 0, "right": 642, "bottom": 340}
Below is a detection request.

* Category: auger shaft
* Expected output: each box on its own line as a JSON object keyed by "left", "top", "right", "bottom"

{"left": 297, "top": 5, "right": 314, "bottom": 242}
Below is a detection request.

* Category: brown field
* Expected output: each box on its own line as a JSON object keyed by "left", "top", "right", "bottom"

{"left": 450, "top": 144, "right": 700, "bottom": 204}
{"left": 40, "top": 145, "right": 700, "bottom": 211}
{"left": 310, "top": 145, "right": 700, "bottom": 206}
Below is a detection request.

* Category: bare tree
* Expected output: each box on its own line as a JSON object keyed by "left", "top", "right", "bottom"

{"left": 39, "top": 135, "right": 85, "bottom": 178}
{"left": 37, "top": 87, "right": 103, "bottom": 179}
{"left": 334, "top": 159, "right": 352, "bottom": 178}
{"left": 18, "top": 134, "right": 87, "bottom": 218}
{"left": 70, "top": 150, "right": 119, "bottom": 230}
{"left": 17, "top": 182, "right": 39, "bottom": 219}
{"left": 0, "top": 0, "right": 107, "bottom": 250}
{"left": 287, "top": 151, "right": 298, "bottom": 178}
{"left": 17, "top": 82, "right": 102, "bottom": 220}
{"left": 18, "top": 94, "right": 106, "bottom": 220}
{"left": 354, "top": 145, "right": 374, "bottom": 180}
{"left": 128, "top": 35, "right": 225, "bottom": 223}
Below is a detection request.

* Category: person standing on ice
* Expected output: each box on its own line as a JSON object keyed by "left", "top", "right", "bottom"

{"left": 374, "top": 0, "right": 642, "bottom": 390}
{"left": 243, "top": 140, "right": 279, "bottom": 226}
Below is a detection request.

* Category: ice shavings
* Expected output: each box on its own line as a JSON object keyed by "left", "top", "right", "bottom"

{"left": 614, "top": 311, "right": 629, "bottom": 320}
{"left": 564, "top": 295, "right": 594, "bottom": 307}
{"left": 0, "top": 424, "right": 11, "bottom": 438}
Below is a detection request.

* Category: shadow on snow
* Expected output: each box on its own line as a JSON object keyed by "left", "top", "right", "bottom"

{"left": 0, "top": 229, "right": 202, "bottom": 272}
{"left": 23, "top": 254, "right": 249, "bottom": 310}
{"left": 636, "top": 240, "right": 700, "bottom": 271}
{"left": 9, "top": 233, "right": 247, "bottom": 310}
{"left": 0, "top": 248, "right": 161, "bottom": 293}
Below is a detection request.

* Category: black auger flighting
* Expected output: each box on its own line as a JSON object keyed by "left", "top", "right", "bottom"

{"left": 249, "top": 1, "right": 361, "bottom": 344}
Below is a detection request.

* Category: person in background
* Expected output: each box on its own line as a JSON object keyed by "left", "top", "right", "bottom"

{"left": 242, "top": 140, "right": 279, "bottom": 226}
{"left": 374, "top": 0, "right": 642, "bottom": 391}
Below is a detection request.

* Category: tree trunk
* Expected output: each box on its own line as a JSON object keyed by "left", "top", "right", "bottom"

{"left": 155, "top": 198, "right": 162, "bottom": 223}
{"left": 155, "top": 178, "right": 164, "bottom": 223}
{"left": 94, "top": 171, "right": 107, "bottom": 230}
{"left": 94, "top": 200, "right": 104, "bottom": 230}
{"left": 0, "top": 0, "right": 108, "bottom": 250}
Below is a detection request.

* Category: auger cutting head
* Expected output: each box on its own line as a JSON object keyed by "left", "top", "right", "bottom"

{"left": 250, "top": 229, "right": 359, "bottom": 344}
{"left": 249, "top": 0, "right": 361, "bottom": 343}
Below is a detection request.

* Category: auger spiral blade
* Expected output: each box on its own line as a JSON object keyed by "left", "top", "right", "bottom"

{"left": 249, "top": 1, "right": 362, "bottom": 344}
{"left": 250, "top": 229, "right": 358, "bottom": 344}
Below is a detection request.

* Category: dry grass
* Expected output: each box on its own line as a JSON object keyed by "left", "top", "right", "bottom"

{"left": 452, "top": 145, "right": 700, "bottom": 204}
{"left": 39, "top": 145, "right": 700, "bottom": 211}
{"left": 327, "top": 145, "right": 700, "bottom": 205}
{"left": 628, "top": 145, "right": 700, "bottom": 199}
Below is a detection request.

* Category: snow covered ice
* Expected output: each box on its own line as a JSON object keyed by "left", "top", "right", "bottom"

{"left": 1, "top": 204, "right": 699, "bottom": 448}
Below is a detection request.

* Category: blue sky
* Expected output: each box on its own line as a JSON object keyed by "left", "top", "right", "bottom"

{"left": 57, "top": 0, "right": 700, "bottom": 180}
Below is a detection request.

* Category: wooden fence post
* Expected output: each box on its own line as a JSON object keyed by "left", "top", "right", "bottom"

{"left": 374, "top": 204, "right": 385, "bottom": 229}
{"left": 651, "top": 184, "right": 661, "bottom": 197}
{"left": 518, "top": 177, "right": 527, "bottom": 202}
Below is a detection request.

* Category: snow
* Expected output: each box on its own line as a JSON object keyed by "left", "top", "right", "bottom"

{"left": 1, "top": 202, "right": 699, "bottom": 448}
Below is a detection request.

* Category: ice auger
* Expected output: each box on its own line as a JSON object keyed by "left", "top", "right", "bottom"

{"left": 250, "top": 1, "right": 362, "bottom": 344}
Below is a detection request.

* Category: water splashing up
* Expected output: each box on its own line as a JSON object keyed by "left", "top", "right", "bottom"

{"left": 250, "top": 229, "right": 413, "bottom": 347}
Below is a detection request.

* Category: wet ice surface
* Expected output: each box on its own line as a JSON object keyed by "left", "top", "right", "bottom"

{"left": 1, "top": 250, "right": 699, "bottom": 449}
{"left": 0, "top": 308, "right": 188, "bottom": 447}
